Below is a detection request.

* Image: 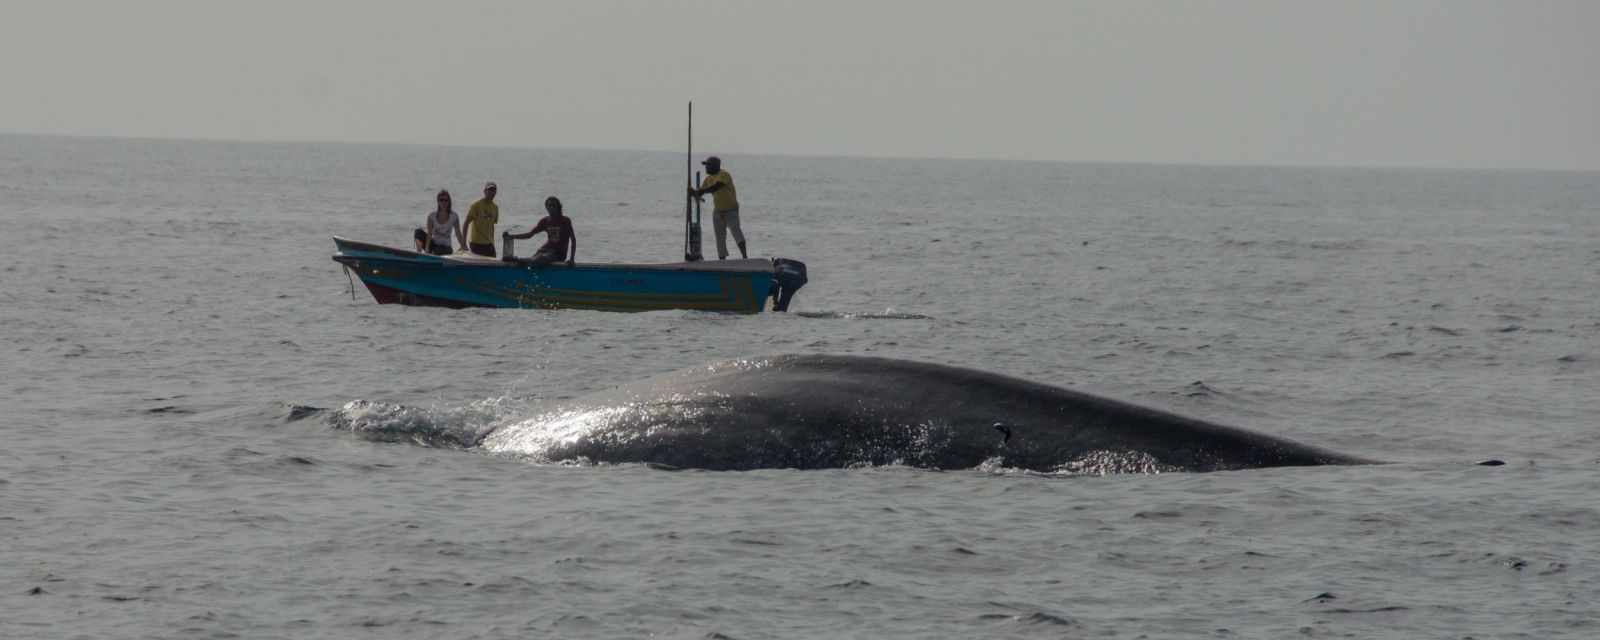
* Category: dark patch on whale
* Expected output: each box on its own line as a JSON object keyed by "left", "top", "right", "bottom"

{"left": 480, "top": 354, "right": 1384, "bottom": 473}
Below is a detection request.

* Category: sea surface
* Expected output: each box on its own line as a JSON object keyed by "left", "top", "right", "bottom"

{"left": 3, "top": 134, "right": 1598, "bottom": 639}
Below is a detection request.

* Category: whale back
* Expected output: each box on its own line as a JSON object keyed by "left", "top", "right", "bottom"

{"left": 480, "top": 354, "right": 1374, "bottom": 472}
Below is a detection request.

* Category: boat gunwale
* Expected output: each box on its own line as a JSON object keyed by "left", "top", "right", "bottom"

{"left": 332, "top": 236, "right": 775, "bottom": 275}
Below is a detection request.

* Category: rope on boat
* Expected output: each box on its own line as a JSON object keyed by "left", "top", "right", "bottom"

{"left": 342, "top": 265, "right": 356, "bottom": 300}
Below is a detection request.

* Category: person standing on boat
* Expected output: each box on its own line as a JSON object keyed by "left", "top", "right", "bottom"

{"left": 688, "top": 156, "right": 746, "bottom": 260}
{"left": 416, "top": 189, "right": 465, "bottom": 255}
{"left": 505, "top": 196, "right": 577, "bottom": 266}
{"left": 462, "top": 181, "right": 500, "bottom": 257}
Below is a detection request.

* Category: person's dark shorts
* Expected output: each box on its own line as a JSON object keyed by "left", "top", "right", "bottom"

{"left": 469, "top": 243, "right": 496, "bottom": 257}
{"left": 529, "top": 244, "right": 567, "bottom": 265}
{"left": 426, "top": 242, "right": 453, "bottom": 256}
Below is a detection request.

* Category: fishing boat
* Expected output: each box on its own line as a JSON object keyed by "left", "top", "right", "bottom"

{"left": 331, "top": 102, "right": 806, "bottom": 313}
{"left": 331, "top": 237, "right": 797, "bottom": 313}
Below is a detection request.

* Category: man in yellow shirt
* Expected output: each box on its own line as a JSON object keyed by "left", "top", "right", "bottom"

{"left": 689, "top": 156, "right": 746, "bottom": 260}
{"left": 462, "top": 181, "right": 500, "bottom": 256}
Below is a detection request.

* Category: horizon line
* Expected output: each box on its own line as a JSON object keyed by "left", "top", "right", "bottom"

{"left": 3, "top": 129, "right": 1595, "bottom": 175}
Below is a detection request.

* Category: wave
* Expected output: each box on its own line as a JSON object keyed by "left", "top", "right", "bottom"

{"left": 322, "top": 398, "right": 512, "bottom": 449}
{"left": 795, "top": 310, "right": 934, "bottom": 321}
{"left": 1218, "top": 237, "right": 1370, "bottom": 252}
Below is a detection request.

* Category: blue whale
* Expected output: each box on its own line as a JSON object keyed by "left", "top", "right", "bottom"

{"left": 479, "top": 354, "right": 1382, "bottom": 472}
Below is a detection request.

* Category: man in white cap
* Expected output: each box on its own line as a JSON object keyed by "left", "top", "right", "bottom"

{"left": 689, "top": 156, "right": 746, "bottom": 259}
{"left": 463, "top": 181, "right": 500, "bottom": 257}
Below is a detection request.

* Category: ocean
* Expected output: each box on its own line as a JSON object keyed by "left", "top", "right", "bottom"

{"left": 3, "top": 134, "right": 1597, "bottom": 638}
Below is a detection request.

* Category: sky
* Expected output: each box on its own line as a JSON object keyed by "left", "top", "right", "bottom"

{"left": 4, "top": 0, "right": 1597, "bottom": 170}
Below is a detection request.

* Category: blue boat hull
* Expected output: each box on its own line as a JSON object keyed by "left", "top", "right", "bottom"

{"left": 331, "top": 238, "right": 776, "bottom": 313}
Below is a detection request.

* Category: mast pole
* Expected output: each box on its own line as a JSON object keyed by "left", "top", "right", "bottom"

{"left": 685, "top": 101, "right": 692, "bottom": 260}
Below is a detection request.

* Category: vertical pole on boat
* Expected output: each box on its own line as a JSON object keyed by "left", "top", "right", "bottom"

{"left": 685, "top": 101, "right": 691, "bottom": 260}
{"left": 684, "top": 101, "right": 703, "bottom": 262}
{"left": 694, "top": 169, "right": 703, "bottom": 258}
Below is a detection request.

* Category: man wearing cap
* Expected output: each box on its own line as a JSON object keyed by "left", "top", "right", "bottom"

{"left": 462, "top": 181, "right": 500, "bottom": 257}
{"left": 689, "top": 157, "right": 746, "bottom": 260}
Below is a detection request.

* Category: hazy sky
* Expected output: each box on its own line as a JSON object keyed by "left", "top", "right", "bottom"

{"left": 4, "top": 0, "right": 1596, "bottom": 170}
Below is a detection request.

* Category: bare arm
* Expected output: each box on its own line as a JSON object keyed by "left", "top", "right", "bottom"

{"left": 509, "top": 219, "right": 547, "bottom": 240}
{"left": 690, "top": 173, "right": 727, "bottom": 198}
{"left": 691, "top": 182, "right": 726, "bottom": 198}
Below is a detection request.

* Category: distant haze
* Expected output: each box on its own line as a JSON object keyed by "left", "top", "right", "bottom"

{"left": 5, "top": 0, "right": 1597, "bottom": 170}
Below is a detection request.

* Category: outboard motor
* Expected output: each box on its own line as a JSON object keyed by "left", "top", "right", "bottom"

{"left": 769, "top": 258, "right": 808, "bottom": 312}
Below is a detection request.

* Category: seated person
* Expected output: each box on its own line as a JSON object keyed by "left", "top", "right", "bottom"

{"left": 505, "top": 196, "right": 577, "bottom": 266}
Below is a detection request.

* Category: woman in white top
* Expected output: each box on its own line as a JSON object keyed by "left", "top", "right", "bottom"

{"left": 417, "top": 190, "right": 465, "bottom": 255}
